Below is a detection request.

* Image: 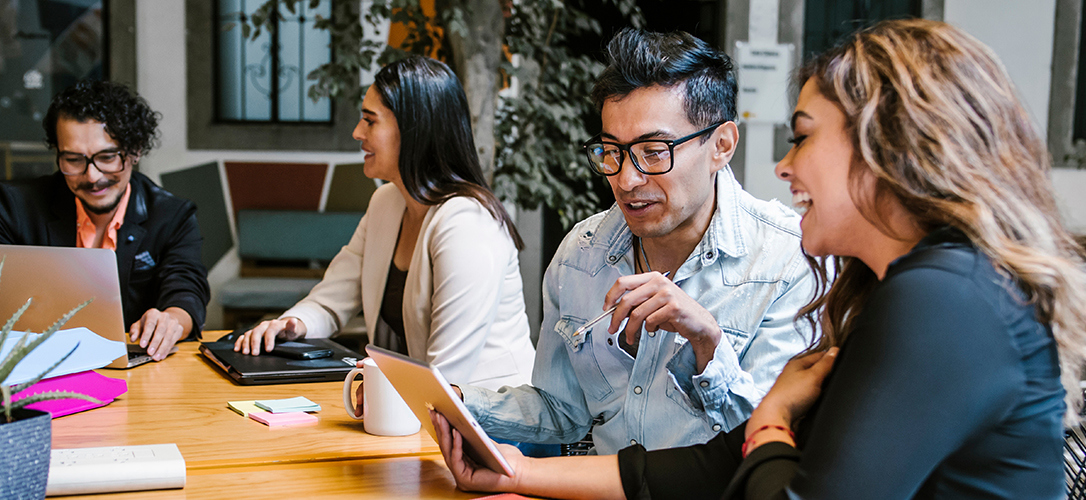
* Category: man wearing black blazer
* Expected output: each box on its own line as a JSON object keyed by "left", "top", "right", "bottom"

{"left": 0, "top": 80, "right": 209, "bottom": 360}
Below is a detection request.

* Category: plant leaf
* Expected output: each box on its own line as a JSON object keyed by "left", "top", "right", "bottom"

{"left": 0, "top": 312, "right": 34, "bottom": 383}
{"left": 9, "top": 342, "right": 81, "bottom": 395}
{"left": 1, "top": 384, "right": 9, "bottom": 423}
{"left": 39, "top": 299, "right": 92, "bottom": 339}
{"left": 0, "top": 297, "right": 31, "bottom": 363}
{"left": 0, "top": 299, "right": 90, "bottom": 385}
{"left": 1, "top": 390, "right": 102, "bottom": 414}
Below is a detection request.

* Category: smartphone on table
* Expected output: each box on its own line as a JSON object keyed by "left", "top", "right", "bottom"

{"left": 271, "top": 342, "right": 334, "bottom": 360}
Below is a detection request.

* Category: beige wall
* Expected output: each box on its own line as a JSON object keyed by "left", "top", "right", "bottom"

{"left": 132, "top": 0, "right": 1086, "bottom": 327}
{"left": 942, "top": 0, "right": 1086, "bottom": 233}
{"left": 134, "top": 1, "right": 363, "bottom": 329}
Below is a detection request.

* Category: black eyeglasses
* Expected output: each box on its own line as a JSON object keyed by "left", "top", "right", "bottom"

{"left": 56, "top": 149, "right": 128, "bottom": 176}
{"left": 581, "top": 121, "right": 725, "bottom": 176}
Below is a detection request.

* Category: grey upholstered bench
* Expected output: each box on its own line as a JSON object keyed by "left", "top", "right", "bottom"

{"left": 219, "top": 209, "right": 363, "bottom": 328}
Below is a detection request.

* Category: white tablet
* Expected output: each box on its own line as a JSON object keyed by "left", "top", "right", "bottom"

{"left": 365, "top": 345, "right": 515, "bottom": 476}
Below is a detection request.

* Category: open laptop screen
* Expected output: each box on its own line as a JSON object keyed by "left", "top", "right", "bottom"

{"left": 0, "top": 244, "right": 129, "bottom": 368}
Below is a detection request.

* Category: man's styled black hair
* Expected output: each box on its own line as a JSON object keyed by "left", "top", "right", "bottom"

{"left": 372, "top": 55, "right": 523, "bottom": 249}
{"left": 43, "top": 79, "right": 160, "bottom": 156}
{"left": 591, "top": 28, "right": 738, "bottom": 129}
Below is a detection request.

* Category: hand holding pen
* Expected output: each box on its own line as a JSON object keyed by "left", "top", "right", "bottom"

{"left": 574, "top": 271, "right": 671, "bottom": 337}
{"left": 594, "top": 270, "right": 723, "bottom": 373}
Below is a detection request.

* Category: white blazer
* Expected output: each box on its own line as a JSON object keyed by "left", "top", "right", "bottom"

{"left": 283, "top": 184, "right": 535, "bottom": 390}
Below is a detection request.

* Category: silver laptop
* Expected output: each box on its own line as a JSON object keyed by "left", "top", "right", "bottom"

{"left": 0, "top": 244, "right": 159, "bottom": 369}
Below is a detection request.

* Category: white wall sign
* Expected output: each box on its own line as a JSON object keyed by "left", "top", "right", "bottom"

{"left": 735, "top": 42, "right": 794, "bottom": 124}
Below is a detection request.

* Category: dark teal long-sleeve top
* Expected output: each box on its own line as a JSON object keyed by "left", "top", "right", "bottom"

{"left": 619, "top": 227, "right": 1066, "bottom": 500}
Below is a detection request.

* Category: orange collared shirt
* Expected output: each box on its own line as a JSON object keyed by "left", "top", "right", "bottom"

{"left": 75, "top": 185, "right": 131, "bottom": 251}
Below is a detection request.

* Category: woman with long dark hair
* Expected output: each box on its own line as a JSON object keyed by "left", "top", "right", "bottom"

{"left": 428, "top": 19, "right": 1085, "bottom": 499}
{"left": 235, "top": 56, "right": 535, "bottom": 391}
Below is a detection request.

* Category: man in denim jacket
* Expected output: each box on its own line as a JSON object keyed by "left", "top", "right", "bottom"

{"left": 457, "top": 29, "right": 814, "bottom": 454}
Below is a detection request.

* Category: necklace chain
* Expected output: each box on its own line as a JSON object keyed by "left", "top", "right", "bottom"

{"left": 637, "top": 237, "right": 652, "bottom": 274}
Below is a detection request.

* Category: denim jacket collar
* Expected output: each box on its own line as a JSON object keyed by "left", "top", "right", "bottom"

{"left": 592, "top": 166, "right": 749, "bottom": 280}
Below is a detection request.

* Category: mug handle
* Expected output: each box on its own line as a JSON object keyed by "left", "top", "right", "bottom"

{"left": 343, "top": 366, "right": 365, "bottom": 420}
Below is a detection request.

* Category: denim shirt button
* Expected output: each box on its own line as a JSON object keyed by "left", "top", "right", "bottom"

{"left": 713, "top": 424, "right": 722, "bottom": 432}
{"left": 633, "top": 386, "right": 642, "bottom": 394}
{"left": 699, "top": 380, "right": 710, "bottom": 388}
{"left": 630, "top": 439, "right": 637, "bottom": 445}
{"left": 647, "top": 330, "right": 656, "bottom": 338}
{"left": 607, "top": 338, "right": 614, "bottom": 346}
{"left": 705, "top": 251, "right": 714, "bottom": 259}
{"left": 608, "top": 255, "right": 618, "bottom": 263}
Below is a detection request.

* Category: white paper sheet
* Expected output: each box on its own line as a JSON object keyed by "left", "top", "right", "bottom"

{"left": 1, "top": 328, "right": 126, "bottom": 385}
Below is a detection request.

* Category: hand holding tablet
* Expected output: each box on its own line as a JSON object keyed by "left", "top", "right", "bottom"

{"left": 365, "top": 345, "right": 515, "bottom": 476}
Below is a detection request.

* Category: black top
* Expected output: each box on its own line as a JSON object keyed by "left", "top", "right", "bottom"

{"left": 379, "top": 260, "right": 409, "bottom": 355}
{"left": 618, "top": 228, "right": 1065, "bottom": 500}
{"left": 0, "top": 172, "right": 210, "bottom": 338}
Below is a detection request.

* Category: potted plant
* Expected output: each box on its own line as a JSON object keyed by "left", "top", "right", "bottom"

{"left": 0, "top": 258, "right": 98, "bottom": 500}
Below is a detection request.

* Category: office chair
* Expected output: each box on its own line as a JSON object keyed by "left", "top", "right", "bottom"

{"left": 560, "top": 416, "right": 603, "bottom": 456}
{"left": 1069, "top": 423, "right": 1086, "bottom": 499}
{"left": 1067, "top": 390, "right": 1086, "bottom": 499}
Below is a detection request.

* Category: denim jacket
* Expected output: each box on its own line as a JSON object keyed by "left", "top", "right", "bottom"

{"left": 462, "top": 168, "right": 814, "bottom": 454}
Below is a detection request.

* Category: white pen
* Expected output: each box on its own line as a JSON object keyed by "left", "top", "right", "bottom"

{"left": 572, "top": 271, "right": 671, "bottom": 337}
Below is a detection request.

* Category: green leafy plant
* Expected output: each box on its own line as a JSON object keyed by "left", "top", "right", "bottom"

{"left": 0, "top": 258, "right": 99, "bottom": 423}
{"left": 240, "top": 0, "right": 643, "bottom": 228}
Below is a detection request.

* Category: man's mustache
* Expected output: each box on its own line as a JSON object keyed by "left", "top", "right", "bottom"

{"left": 76, "top": 179, "right": 118, "bottom": 192}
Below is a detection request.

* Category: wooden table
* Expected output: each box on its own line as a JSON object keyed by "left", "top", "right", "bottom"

{"left": 49, "top": 339, "right": 485, "bottom": 498}
{"left": 64, "top": 457, "right": 481, "bottom": 500}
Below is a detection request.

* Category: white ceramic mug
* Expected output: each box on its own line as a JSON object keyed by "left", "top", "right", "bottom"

{"left": 342, "top": 357, "right": 421, "bottom": 436}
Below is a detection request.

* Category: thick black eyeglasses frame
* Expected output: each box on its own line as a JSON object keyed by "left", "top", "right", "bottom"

{"left": 56, "top": 149, "right": 128, "bottom": 177}
{"left": 581, "top": 121, "right": 726, "bottom": 176}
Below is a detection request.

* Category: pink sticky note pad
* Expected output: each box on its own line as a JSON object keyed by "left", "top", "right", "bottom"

{"left": 249, "top": 411, "right": 318, "bottom": 427}
{"left": 17, "top": 371, "right": 127, "bottom": 418}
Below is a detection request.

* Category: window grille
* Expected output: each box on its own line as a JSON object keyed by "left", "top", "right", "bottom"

{"left": 215, "top": 0, "right": 332, "bottom": 123}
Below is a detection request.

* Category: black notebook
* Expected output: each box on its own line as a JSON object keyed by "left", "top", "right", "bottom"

{"left": 199, "top": 339, "right": 362, "bottom": 385}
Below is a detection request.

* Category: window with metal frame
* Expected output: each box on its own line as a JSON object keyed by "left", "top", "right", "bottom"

{"left": 214, "top": 0, "right": 333, "bottom": 123}
{"left": 803, "top": 0, "right": 921, "bottom": 60}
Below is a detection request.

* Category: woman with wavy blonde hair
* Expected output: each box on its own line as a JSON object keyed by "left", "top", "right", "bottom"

{"left": 724, "top": 17, "right": 1086, "bottom": 499}
{"left": 427, "top": 18, "right": 1085, "bottom": 500}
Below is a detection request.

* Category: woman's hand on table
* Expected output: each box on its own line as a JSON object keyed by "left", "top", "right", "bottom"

{"left": 234, "top": 317, "right": 307, "bottom": 355}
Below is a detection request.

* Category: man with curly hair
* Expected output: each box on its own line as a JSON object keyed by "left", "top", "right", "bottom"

{"left": 0, "top": 80, "right": 209, "bottom": 361}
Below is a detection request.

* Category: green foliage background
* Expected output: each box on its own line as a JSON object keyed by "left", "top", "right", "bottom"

{"left": 245, "top": 0, "right": 643, "bottom": 228}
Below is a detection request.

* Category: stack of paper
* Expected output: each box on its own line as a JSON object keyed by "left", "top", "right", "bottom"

{"left": 227, "top": 401, "right": 265, "bottom": 417}
{"left": 228, "top": 397, "right": 321, "bottom": 427}
{"left": 254, "top": 396, "right": 321, "bottom": 413}
{"left": 249, "top": 411, "right": 317, "bottom": 428}
{"left": 0, "top": 328, "right": 126, "bottom": 385}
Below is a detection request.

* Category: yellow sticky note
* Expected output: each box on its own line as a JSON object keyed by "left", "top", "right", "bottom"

{"left": 228, "top": 400, "right": 266, "bottom": 417}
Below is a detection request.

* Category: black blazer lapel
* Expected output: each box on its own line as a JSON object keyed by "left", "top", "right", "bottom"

{"left": 115, "top": 179, "right": 150, "bottom": 296}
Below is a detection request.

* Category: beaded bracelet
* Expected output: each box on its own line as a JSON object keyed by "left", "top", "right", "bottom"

{"left": 741, "top": 424, "right": 795, "bottom": 458}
